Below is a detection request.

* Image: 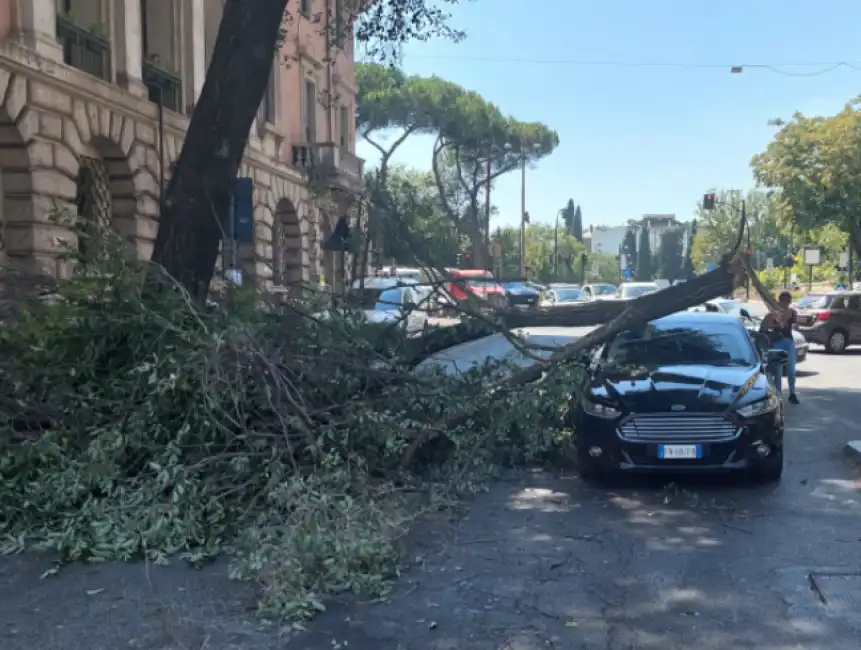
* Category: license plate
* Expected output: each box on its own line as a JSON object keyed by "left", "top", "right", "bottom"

{"left": 658, "top": 444, "right": 701, "bottom": 459}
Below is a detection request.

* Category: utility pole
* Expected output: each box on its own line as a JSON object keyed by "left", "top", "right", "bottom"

{"left": 485, "top": 155, "right": 492, "bottom": 265}
{"left": 519, "top": 155, "right": 526, "bottom": 276}
{"left": 553, "top": 210, "right": 560, "bottom": 280}
{"left": 741, "top": 199, "right": 750, "bottom": 300}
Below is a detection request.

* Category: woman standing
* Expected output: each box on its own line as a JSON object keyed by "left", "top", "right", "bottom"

{"left": 759, "top": 290, "right": 800, "bottom": 404}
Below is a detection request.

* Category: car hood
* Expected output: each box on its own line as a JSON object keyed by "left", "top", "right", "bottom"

{"left": 592, "top": 364, "right": 765, "bottom": 413}
{"left": 505, "top": 287, "right": 539, "bottom": 296}
{"left": 363, "top": 309, "right": 401, "bottom": 324}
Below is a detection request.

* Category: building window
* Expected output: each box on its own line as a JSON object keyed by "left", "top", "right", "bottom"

{"left": 339, "top": 105, "right": 349, "bottom": 148}
{"left": 261, "top": 59, "right": 277, "bottom": 123}
{"left": 333, "top": 0, "right": 344, "bottom": 48}
{"left": 300, "top": 0, "right": 311, "bottom": 17}
{"left": 140, "top": 0, "right": 183, "bottom": 113}
{"left": 303, "top": 79, "right": 316, "bottom": 142}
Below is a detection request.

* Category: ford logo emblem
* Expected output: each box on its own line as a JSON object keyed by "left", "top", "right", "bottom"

{"left": 670, "top": 404, "right": 686, "bottom": 411}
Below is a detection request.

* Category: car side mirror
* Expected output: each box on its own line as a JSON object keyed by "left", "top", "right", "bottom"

{"left": 765, "top": 348, "right": 788, "bottom": 367}
{"left": 753, "top": 333, "right": 770, "bottom": 356}
{"left": 739, "top": 308, "right": 751, "bottom": 319}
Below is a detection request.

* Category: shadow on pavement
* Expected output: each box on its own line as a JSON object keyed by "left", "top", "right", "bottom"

{"left": 2, "top": 391, "right": 860, "bottom": 650}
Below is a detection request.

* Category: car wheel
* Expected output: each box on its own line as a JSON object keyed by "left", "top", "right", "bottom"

{"left": 751, "top": 447, "right": 783, "bottom": 483}
{"left": 825, "top": 328, "right": 848, "bottom": 354}
{"left": 576, "top": 446, "right": 602, "bottom": 481}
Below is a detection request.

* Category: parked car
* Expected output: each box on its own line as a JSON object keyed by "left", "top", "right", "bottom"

{"left": 541, "top": 287, "right": 587, "bottom": 307}
{"left": 441, "top": 268, "right": 508, "bottom": 311}
{"left": 791, "top": 293, "right": 824, "bottom": 311}
{"left": 795, "top": 290, "right": 861, "bottom": 353}
{"left": 688, "top": 299, "right": 808, "bottom": 368}
{"left": 581, "top": 283, "right": 618, "bottom": 301}
{"left": 617, "top": 282, "right": 660, "bottom": 300}
{"left": 500, "top": 281, "right": 540, "bottom": 308}
{"left": 345, "top": 282, "right": 430, "bottom": 335}
{"left": 572, "top": 312, "right": 785, "bottom": 482}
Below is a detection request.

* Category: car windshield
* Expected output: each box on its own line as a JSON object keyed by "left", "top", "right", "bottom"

{"left": 621, "top": 284, "right": 659, "bottom": 298}
{"left": 502, "top": 282, "right": 527, "bottom": 290}
{"left": 466, "top": 278, "right": 496, "bottom": 288}
{"left": 555, "top": 289, "right": 584, "bottom": 301}
{"left": 605, "top": 322, "right": 755, "bottom": 368}
{"left": 373, "top": 288, "right": 404, "bottom": 310}
{"left": 797, "top": 294, "right": 826, "bottom": 309}
{"left": 592, "top": 284, "right": 617, "bottom": 295}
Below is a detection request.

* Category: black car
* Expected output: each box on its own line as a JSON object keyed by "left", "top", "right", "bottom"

{"left": 573, "top": 312, "right": 786, "bottom": 482}
{"left": 500, "top": 281, "right": 540, "bottom": 308}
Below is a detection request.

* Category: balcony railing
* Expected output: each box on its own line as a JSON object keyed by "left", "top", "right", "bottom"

{"left": 291, "top": 142, "right": 363, "bottom": 182}
{"left": 56, "top": 15, "right": 111, "bottom": 82}
{"left": 142, "top": 59, "right": 183, "bottom": 114}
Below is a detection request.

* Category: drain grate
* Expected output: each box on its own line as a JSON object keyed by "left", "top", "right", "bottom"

{"left": 808, "top": 573, "right": 861, "bottom": 611}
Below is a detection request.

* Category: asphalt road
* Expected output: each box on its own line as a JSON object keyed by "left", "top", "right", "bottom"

{"left": 2, "top": 341, "right": 859, "bottom": 650}
{"left": 295, "top": 347, "right": 861, "bottom": 650}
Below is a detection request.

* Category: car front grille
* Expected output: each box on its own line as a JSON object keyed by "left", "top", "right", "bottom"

{"left": 617, "top": 413, "right": 740, "bottom": 443}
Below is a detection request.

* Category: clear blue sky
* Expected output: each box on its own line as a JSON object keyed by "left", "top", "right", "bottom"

{"left": 356, "top": 0, "right": 861, "bottom": 231}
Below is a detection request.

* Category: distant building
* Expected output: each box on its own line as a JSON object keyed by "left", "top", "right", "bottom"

{"left": 582, "top": 224, "right": 628, "bottom": 255}
{"left": 582, "top": 214, "right": 690, "bottom": 257}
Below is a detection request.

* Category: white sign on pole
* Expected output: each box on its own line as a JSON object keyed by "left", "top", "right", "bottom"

{"left": 839, "top": 251, "right": 850, "bottom": 269}
{"left": 619, "top": 254, "right": 627, "bottom": 271}
{"left": 803, "top": 247, "right": 820, "bottom": 266}
{"left": 766, "top": 257, "right": 774, "bottom": 271}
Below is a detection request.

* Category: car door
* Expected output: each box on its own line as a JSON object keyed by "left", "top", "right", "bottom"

{"left": 845, "top": 294, "right": 861, "bottom": 343}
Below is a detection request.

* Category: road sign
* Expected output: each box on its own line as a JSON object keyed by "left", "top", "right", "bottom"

{"left": 707, "top": 261, "right": 715, "bottom": 272}
{"left": 839, "top": 251, "right": 849, "bottom": 269}
{"left": 766, "top": 257, "right": 774, "bottom": 271}
{"left": 619, "top": 253, "right": 628, "bottom": 271}
{"left": 623, "top": 268, "right": 633, "bottom": 280}
{"left": 803, "top": 247, "right": 821, "bottom": 266}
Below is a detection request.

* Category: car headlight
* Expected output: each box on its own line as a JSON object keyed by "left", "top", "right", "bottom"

{"left": 582, "top": 397, "right": 621, "bottom": 419}
{"left": 737, "top": 395, "right": 780, "bottom": 418}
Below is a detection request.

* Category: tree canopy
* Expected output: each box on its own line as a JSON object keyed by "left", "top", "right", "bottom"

{"left": 751, "top": 100, "right": 861, "bottom": 256}
{"left": 635, "top": 226, "right": 651, "bottom": 281}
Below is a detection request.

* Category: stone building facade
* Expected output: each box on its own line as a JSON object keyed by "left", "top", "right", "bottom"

{"left": 0, "top": 0, "right": 362, "bottom": 287}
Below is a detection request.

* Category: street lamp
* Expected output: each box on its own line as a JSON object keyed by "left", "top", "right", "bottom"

{"left": 505, "top": 140, "right": 541, "bottom": 276}
{"left": 553, "top": 208, "right": 564, "bottom": 281}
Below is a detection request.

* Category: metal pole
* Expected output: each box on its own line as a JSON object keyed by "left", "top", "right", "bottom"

{"left": 519, "top": 154, "right": 526, "bottom": 276}
{"left": 485, "top": 154, "right": 492, "bottom": 263}
{"left": 553, "top": 211, "right": 559, "bottom": 280}
{"left": 741, "top": 199, "right": 750, "bottom": 300}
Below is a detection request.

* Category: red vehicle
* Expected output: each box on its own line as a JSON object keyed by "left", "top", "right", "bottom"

{"left": 444, "top": 268, "right": 508, "bottom": 308}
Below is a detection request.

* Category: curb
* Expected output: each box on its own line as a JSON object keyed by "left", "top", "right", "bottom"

{"left": 843, "top": 441, "right": 861, "bottom": 463}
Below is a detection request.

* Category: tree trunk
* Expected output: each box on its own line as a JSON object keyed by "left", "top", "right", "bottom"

{"left": 406, "top": 254, "right": 745, "bottom": 366}
{"left": 149, "top": 0, "right": 287, "bottom": 299}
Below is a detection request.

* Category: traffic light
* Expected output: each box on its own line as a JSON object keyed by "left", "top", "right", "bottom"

{"left": 580, "top": 252, "right": 588, "bottom": 266}
{"left": 456, "top": 253, "right": 462, "bottom": 265}
{"left": 703, "top": 193, "right": 716, "bottom": 210}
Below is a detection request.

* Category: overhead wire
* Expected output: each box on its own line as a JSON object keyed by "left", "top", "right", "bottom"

{"left": 384, "top": 55, "right": 861, "bottom": 76}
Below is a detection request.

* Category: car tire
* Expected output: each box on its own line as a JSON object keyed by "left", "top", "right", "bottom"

{"left": 825, "top": 328, "right": 848, "bottom": 354}
{"left": 751, "top": 447, "right": 783, "bottom": 483}
{"left": 576, "top": 446, "right": 602, "bottom": 481}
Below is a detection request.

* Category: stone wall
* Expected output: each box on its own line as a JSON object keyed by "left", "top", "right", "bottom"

{"left": 0, "top": 39, "right": 326, "bottom": 285}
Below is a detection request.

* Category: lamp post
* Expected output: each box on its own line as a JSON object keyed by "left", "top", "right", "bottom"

{"left": 506, "top": 140, "right": 541, "bottom": 276}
